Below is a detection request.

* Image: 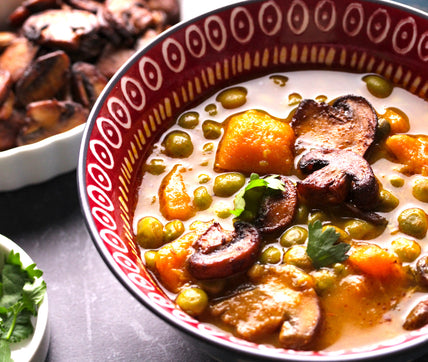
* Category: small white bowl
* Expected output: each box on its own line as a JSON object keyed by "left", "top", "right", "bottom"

{"left": 0, "top": 234, "right": 49, "bottom": 362}
{"left": 0, "top": 0, "right": 84, "bottom": 191}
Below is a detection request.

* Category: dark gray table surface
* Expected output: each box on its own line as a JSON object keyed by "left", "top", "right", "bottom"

{"left": 1, "top": 1, "right": 428, "bottom": 361}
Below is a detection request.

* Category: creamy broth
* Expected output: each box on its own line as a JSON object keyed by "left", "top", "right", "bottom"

{"left": 134, "top": 70, "right": 428, "bottom": 351}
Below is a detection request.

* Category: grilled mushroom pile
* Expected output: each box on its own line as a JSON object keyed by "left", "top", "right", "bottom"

{"left": 0, "top": 0, "right": 179, "bottom": 150}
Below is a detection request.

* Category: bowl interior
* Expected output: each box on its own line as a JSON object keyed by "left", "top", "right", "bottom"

{"left": 78, "top": 0, "right": 428, "bottom": 360}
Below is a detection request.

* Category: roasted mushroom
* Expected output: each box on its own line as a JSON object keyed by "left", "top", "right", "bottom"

{"left": 291, "top": 95, "right": 378, "bottom": 157}
{"left": 71, "top": 61, "right": 108, "bottom": 107}
{"left": 211, "top": 264, "right": 321, "bottom": 349}
{"left": 298, "top": 149, "right": 379, "bottom": 210}
{"left": 15, "top": 50, "right": 71, "bottom": 106}
{"left": 0, "top": 37, "right": 39, "bottom": 82}
{"left": 8, "top": 0, "right": 62, "bottom": 27}
{"left": 17, "top": 99, "right": 88, "bottom": 145}
{"left": 255, "top": 176, "right": 298, "bottom": 234}
{"left": 403, "top": 299, "right": 428, "bottom": 330}
{"left": 22, "top": 8, "right": 106, "bottom": 59}
{"left": 188, "top": 222, "right": 261, "bottom": 280}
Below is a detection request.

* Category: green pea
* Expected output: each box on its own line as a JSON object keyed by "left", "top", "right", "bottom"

{"left": 269, "top": 75, "right": 288, "bottom": 87}
{"left": 202, "top": 120, "right": 222, "bottom": 139}
{"left": 202, "top": 142, "right": 214, "bottom": 153}
{"left": 213, "top": 172, "right": 246, "bottom": 197}
{"left": 376, "top": 117, "right": 391, "bottom": 141}
{"left": 322, "top": 225, "right": 350, "bottom": 243}
{"left": 312, "top": 269, "right": 337, "bottom": 294}
{"left": 144, "top": 250, "right": 157, "bottom": 271}
{"left": 377, "top": 189, "right": 399, "bottom": 212}
{"left": 193, "top": 186, "right": 212, "bottom": 210}
{"left": 162, "top": 130, "right": 193, "bottom": 158}
{"left": 178, "top": 111, "right": 199, "bottom": 129}
{"left": 216, "top": 86, "right": 247, "bottom": 109}
{"left": 144, "top": 158, "right": 166, "bottom": 175}
{"left": 363, "top": 74, "right": 394, "bottom": 98}
{"left": 176, "top": 287, "right": 208, "bottom": 316}
{"left": 288, "top": 93, "right": 302, "bottom": 106}
{"left": 260, "top": 246, "right": 282, "bottom": 264}
{"left": 198, "top": 174, "right": 211, "bottom": 184}
{"left": 294, "top": 204, "right": 309, "bottom": 224}
{"left": 136, "top": 216, "right": 164, "bottom": 249}
{"left": 204, "top": 103, "right": 217, "bottom": 116}
{"left": 412, "top": 178, "right": 428, "bottom": 203}
{"left": 283, "top": 245, "right": 313, "bottom": 270}
{"left": 344, "top": 219, "right": 382, "bottom": 240}
{"left": 308, "top": 210, "right": 328, "bottom": 224}
{"left": 391, "top": 237, "right": 421, "bottom": 263}
{"left": 198, "top": 279, "right": 225, "bottom": 295}
{"left": 280, "top": 226, "right": 308, "bottom": 247}
{"left": 164, "top": 220, "right": 185, "bottom": 242}
{"left": 389, "top": 175, "right": 405, "bottom": 188}
{"left": 398, "top": 208, "right": 428, "bottom": 239}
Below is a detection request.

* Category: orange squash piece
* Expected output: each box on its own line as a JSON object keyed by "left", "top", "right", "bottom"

{"left": 382, "top": 107, "right": 410, "bottom": 134}
{"left": 348, "top": 244, "right": 404, "bottom": 281}
{"left": 385, "top": 134, "right": 428, "bottom": 176}
{"left": 159, "top": 164, "right": 195, "bottom": 221}
{"left": 155, "top": 232, "right": 197, "bottom": 293}
{"left": 215, "top": 109, "right": 295, "bottom": 175}
{"left": 155, "top": 220, "right": 214, "bottom": 293}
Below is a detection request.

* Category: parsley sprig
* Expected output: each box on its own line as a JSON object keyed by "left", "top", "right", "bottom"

{"left": 0, "top": 250, "right": 46, "bottom": 362}
{"left": 231, "top": 173, "right": 286, "bottom": 218}
{"left": 306, "top": 220, "right": 351, "bottom": 268}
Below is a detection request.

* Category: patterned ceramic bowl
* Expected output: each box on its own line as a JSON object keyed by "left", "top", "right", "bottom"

{"left": 78, "top": 1, "right": 428, "bottom": 360}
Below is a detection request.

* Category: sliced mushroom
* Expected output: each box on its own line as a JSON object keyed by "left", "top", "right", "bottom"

{"left": 298, "top": 149, "right": 379, "bottom": 210}
{"left": 147, "top": 0, "right": 180, "bottom": 24}
{"left": 0, "top": 70, "right": 12, "bottom": 105}
{"left": 103, "top": 0, "right": 159, "bottom": 43}
{"left": 0, "top": 111, "right": 25, "bottom": 151}
{"left": 210, "top": 264, "right": 321, "bottom": 349}
{"left": 22, "top": 9, "right": 105, "bottom": 59}
{"left": 416, "top": 255, "right": 428, "bottom": 288}
{"left": 17, "top": 99, "right": 88, "bottom": 145}
{"left": 291, "top": 95, "right": 378, "bottom": 157}
{"left": 95, "top": 43, "right": 136, "bottom": 78}
{"left": 403, "top": 299, "right": 428, "bottom": 330}
{"left": 0, "top": 37, "right": 39, "bottom": 82}
{"left": 0, "top": 32, "right": 17, "bottom": 49}
{"left": 0, "top": 91, "right": 15, "bottom": 121}
{"left": 255, "top": 176, "right": 298, "bottom": 233}
{"left": 8, "top": 0, "right": 62, "bottom": 27}
{"left": 188, "top": 222, "right": 261, "bottom": 280}
{"left": 65, "top": 0, "right": 105, "bottom": 14}
{"left": 15, "top": 50, "right": 71, "bottom": 106}
{"left": 71, "top": 61, "right": 108, "bottom": 107}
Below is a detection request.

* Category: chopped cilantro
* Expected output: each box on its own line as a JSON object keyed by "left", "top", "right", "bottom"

{"left": 0, "top": 250, "right": 46, "bottom": 362}
{"left": 231, "top": 173, "right": 286, "bottom": 218}
{"left": 306, "top": 220, "right": 351, "bottom": 269}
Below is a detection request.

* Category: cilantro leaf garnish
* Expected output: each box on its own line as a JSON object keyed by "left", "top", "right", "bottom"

{"left": 231, "top": 173, "right": 286, "bottom": 217}
{"left": 0, "top": 250, "right": 46, "bottom": 361}
{"left": 306, "top": 220, "right": 351, "bottom": 269}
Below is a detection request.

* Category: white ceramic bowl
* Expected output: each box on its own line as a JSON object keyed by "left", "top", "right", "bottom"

{"left": 0, "top": 0, "right": 84, "bottom": 191}
{"left": 0, "top": 234, "right": 49, "bottom": 362}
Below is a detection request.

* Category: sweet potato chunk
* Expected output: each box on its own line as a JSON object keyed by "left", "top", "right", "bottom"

{"left": 159, "top": 164, "right": 195, "bottom": 221}
{"left": 348, "top": 244, "right": 404, "bottom": 280}
{"left": 215, "top": 110, "right": 295, "bottom": 175}
{"left": 155, "top": 220, "right": 213, "bottom": 292}
{"left": 385, "top": 134, "right": 428, "bottom": 176}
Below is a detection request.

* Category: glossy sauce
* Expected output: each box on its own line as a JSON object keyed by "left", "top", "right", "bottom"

{"left": 134, "top": 70, "right": 428, "bottom": 351}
